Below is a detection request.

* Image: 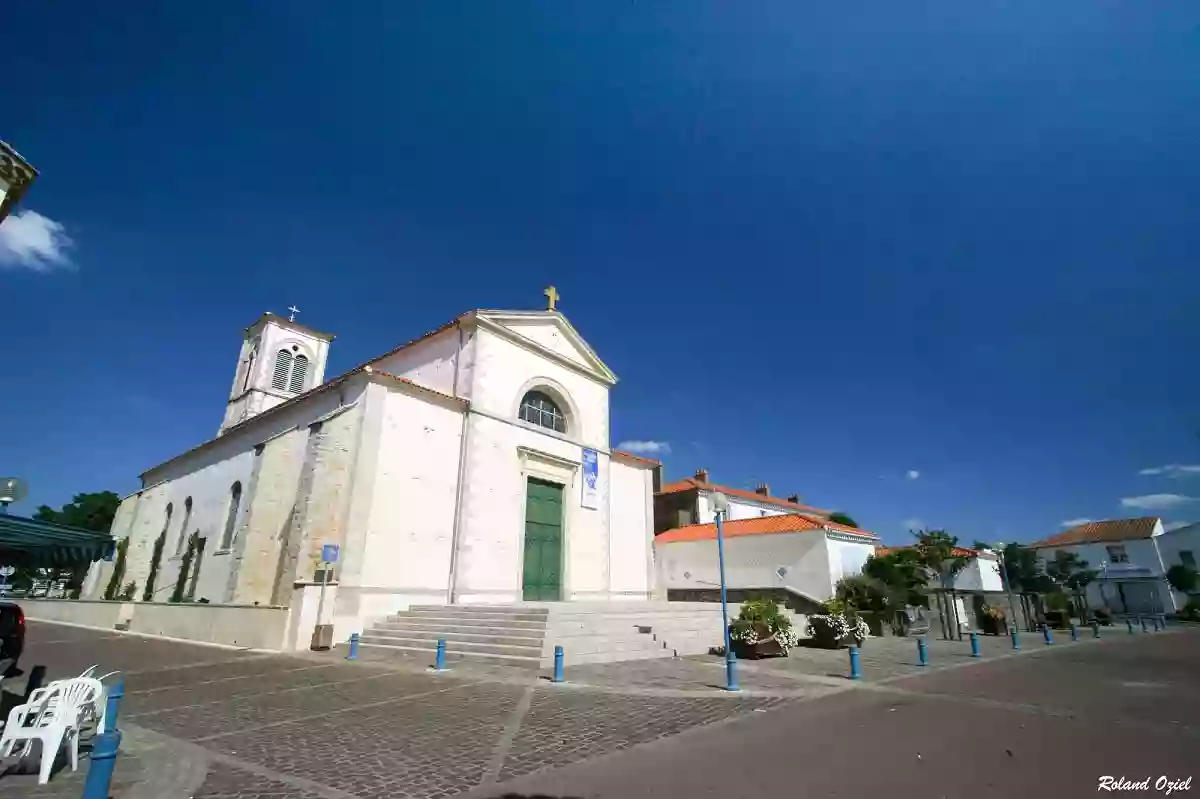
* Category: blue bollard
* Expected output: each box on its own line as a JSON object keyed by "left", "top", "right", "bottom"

{"left": 1127, "top": 618, "right": 1135, "bottom": 634}
{"left": 104, "top": 678, "right": 125, "bottom": 732}
{"left": 81, "top": 729, "right": 122, "bottom": 799}
{"left": 724, "top": 647, "right": 740, "bottom": 692}
{"left": 1092, "top": 621, "right": 1100, "bottom": 639}
{"left": 1043, "top": 626, "right": 1054, "bottom": 645}
{"left": 1070, "top": 624, "right": 1079, "bottom": 642}
{"left": 435, "top": 638, "right": 447, "bottom": 671}
{"left": 553, "top": 645, "right": 564, "bottom": 683}
{"left": 1140, "top": 616, "right": 1148, "bottom": 633}
{"left": 848, "top": 646, "right": 861, "bottom": 680}
{"left": 346, "top": 632, "right": 360, "bottom": 660}
{"left": 917, "top": 636, "right": 928, "bottom": 666}
{"left": 969, "top": 631, "right": 981, "bottom": 658}
{"left": 1011, "top": 628, "right": 1021, "bottom": 650}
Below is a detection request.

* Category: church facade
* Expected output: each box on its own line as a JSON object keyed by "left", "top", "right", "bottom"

{"left": 91, "top": 303, "right": 661, "bottom": 640}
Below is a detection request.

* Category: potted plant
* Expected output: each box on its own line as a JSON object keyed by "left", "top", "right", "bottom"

{"left": 979, "top": 605, "right": 1007, "bottom": 636}
{"left": 806, "top": 598, "right": 870, "bottom": 649}
{"left": 729, "top": 598, "right": 799, "bottom": 659}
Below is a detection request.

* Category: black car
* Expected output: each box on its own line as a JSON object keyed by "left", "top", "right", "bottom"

{"left": 0, "top": 601, "right": 24, "bottom": 669}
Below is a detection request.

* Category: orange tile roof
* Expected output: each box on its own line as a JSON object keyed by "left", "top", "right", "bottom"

{"left": 656, "top": 513, "right": 878, "bottom": 544}
{"left": 658, "top": 478, "right": 830, "bottom": 516}
{"left": 612, "top": 450, "right": 662, "bottom": 467}
{"left": 1028, "top": 517, "right": 1160, "bottom": 549}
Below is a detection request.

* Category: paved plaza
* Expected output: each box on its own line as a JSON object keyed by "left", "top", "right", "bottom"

{"left": 1, "top": 620, "right": 1196, "bottom": 798}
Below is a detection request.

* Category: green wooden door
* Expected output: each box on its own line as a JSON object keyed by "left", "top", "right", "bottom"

{"left": 522, "top": 478, "right": 564, "bottom": 601}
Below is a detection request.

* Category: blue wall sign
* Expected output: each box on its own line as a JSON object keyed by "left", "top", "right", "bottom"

{"left": 321, "top": 543, "right": 340, "bottom": 564}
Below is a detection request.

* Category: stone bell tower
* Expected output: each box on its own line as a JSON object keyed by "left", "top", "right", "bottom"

{"left": 219, "top": 308, "right": 335, "bottom": 435}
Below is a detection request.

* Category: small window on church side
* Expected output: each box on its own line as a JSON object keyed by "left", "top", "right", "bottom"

{"left": 289, "top": 354, "right": 309, "bottom": 393}
{"left": 221, "top": 482, "right": 242, "bottom": 550}
{"left": 519, "top": 390, "right": 567, "bottom": 433}
{"left": 272, "top": 350, "right": 293, "bottom": 390}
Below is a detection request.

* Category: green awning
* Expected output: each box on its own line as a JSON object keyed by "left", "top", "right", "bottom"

{"left": 0, "top": 512, "right": 115, "bottom": 569}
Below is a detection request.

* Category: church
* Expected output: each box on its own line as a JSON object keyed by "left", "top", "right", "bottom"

{"left": 88, "top": 290, "right": 662, "bottom": 647}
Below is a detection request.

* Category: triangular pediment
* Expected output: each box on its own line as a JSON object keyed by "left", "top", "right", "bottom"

{"left": 474, "top": 310, "right": 617, "bottom": 385}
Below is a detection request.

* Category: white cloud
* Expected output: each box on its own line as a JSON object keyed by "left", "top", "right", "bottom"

{"left": 1060, "top": 518, "right": 1092, "bottom": 528}
{"left": 616, "top": 440, "right": 671, "bottom": 455}
{"left": 1164, "top": 520, "right": 1194, "bottom": 532}
{"left": 1119, "top": 494, "right": 1197, "bottom": 511}
{"left": 902, "top": 517, "right": 924, "bottom": 532}
{"left": 1139, "top": 464, "right": 1200, "bottom": 479}
{"left": 0, "top": 210, "right": 74, "bottom": 271}
{"left": 905, "top": 470, "right": 920, "bottom": 481}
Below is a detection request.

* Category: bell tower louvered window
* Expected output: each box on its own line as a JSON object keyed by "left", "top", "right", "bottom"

{"left": 272, "top": 350, "right": 293, "bottom": 390}
{"left": 289, "top": 354, "right": 309, "bottom": 393}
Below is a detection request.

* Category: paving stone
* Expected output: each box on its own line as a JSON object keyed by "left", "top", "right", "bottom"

{"left": 497, "top": 689, "right": 788, "bottom": 781}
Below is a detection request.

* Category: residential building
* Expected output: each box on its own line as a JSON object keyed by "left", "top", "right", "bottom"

{"left": 654, "top": 469, "right": 830, "bottom": 533}
{"left": 1028, "top": 517, "right": 1189, "bottom": 615}
{"left": 654, "top": 513, "right": 878, "bottom": 611}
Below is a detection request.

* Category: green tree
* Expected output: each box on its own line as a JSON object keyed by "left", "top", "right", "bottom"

{"left": 914, "top": 530, "right": 970, "bottom": 639}
{"left": 1002, "top": 544, "right": 1053, "bottom": 630}
{"left": 828, "top": 512, "right": 859, "bottom": 528}
{"left": 835, "top": 574, "right": 890, "bottom": 614}
{"left": 33, "top": 491, "right": 121, "bottom": 532}
{"left": 1045, "top": 550, "right": 1098, "bottom": 621}
{"left": 1166, "top": 564, "right": 1198, "bottom": 595}
{"left": 863, "top": 549, "right": 929, "bottom": 609}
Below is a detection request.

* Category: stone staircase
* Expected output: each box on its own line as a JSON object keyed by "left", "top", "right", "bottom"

{"left": 358, "top": 602, "right": 728, "bottom": 668}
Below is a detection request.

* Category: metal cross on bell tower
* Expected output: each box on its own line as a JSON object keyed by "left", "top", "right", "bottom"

{"left": 543, "top": 286, "right": 559, "bottom": 311}
{"left": 287, "top": 305, "right": 300, "bottom": 322}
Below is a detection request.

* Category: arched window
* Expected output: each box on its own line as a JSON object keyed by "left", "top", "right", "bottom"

{"left": 220, "top": 482, "right": 242, "bottom": 550}
{"left": 175, "top": 497, "right": 193, "bottom": 556}
{"left": 519, "top": 390, "right": 566, "bottom": 433}
{"left": 289, "top": 354, "right": 309, "bottom": 393}
{"left": 272, "top": 350, "right": 293, "bottom": 390}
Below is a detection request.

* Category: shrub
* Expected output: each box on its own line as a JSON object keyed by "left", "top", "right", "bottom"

{"left": 729, "top": 598, "right": 798, "bottom": 649}
{"left": 982, "top": 605, "right": 1005, "bottom": 621}
{"left": 1093, "top": 608, "right": 1113, "bottom": 625}
{"left": 1166, "top": 564, "right": 1198, "bottom": 595}
{"left": 807, "top": 614, "right": 869, "bottom": 648}
{"left": 119, "top": 581, "right": 137, "bottom": 601}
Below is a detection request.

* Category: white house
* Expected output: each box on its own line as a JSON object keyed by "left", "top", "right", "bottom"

{"left": 86, "top": 298, "right": 661, "bottom": 647}
{"left": 654, "top": 513, "right": 879, "bottom": 608}
{"left": 1028, "top": 517, "right": 1192, "bottom": 615}
{"left": 654, "top": 469, "right": 830, "bottom": 533}
{"left": 875, "top": 545, "right": 1005, "bottom": 594}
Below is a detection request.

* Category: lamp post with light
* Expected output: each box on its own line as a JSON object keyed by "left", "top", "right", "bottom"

{"left": 0, "top": 140, "right": 37, "bottom": 227}
{"left": 710, "top": 491, "right": 739, "bottom": 692}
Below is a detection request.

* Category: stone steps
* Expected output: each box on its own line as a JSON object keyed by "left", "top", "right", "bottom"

{"left": 364, "top": 627, "right": 544, "bottom": 648}
{"left": 358, "top": 602, "right": 730, "bottom": 667}
{"left": 357, "top": 642, "right": 543, "bottom": 668}
{"left": 359, "top": 632, "right": 541, "bottom": 658}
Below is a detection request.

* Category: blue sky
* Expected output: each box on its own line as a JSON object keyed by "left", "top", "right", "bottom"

{"left": 3, "top": 1, "right": 1199, "bottom": 544}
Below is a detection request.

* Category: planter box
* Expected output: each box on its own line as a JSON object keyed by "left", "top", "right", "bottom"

{"left": 733, "top": 637, "right": 787, "bottom": 659}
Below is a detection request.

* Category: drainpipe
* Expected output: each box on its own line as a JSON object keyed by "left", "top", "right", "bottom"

{"left": 446, "top": 323, "right": 469, "bottom": 605}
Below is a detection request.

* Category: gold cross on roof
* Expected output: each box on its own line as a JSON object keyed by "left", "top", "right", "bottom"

{"left": 543, "top": 285, "right": 560, "bottom": 311}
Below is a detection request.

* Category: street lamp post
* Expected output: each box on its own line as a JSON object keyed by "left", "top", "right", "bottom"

{"left": 711, "top": 492, "right": 739, "bottom": 692}
{"left": 0, "top": 140, "right": 37, "bottom": 227}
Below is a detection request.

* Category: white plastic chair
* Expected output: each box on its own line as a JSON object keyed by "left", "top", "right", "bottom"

{"left": 0, "top": 677, "right": 101, "bottom": 784}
